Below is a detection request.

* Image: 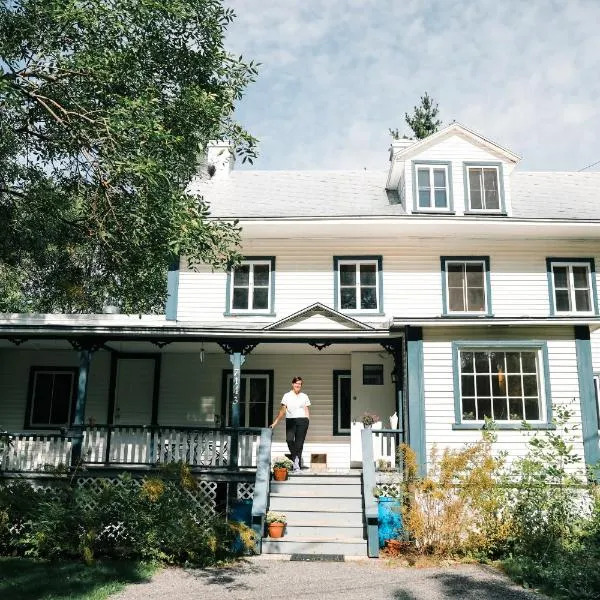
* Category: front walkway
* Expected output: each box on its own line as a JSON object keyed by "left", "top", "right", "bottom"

{"left": 112, "top": 559, "right": 546, "bottom": 600}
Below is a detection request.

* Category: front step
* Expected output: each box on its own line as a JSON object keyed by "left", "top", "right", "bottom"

{"left": 263, "top": 472, "right": 367, "bottom": 557}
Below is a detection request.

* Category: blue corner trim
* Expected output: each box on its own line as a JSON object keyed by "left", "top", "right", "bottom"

{"left": 165, "top": 257, "right": 180, "bottom": 321}
{"left": 546, "top": 257, "right": 599, "bottom": 316}
{"left": 333, "top": 255, "right": 384, "bottom": 314}
{"left": 451, "top": 340, "right": 553, "bottom": 426}
{"left": 406, "top": 326, "right": 426, "bottom": 476}
{"left": 440, "top": 256, "right": 492, "bottom": 316}
{"left": 411, "top": 160, "right": 454, "bottom": 213}
{"left": 574, "top": 326, "right": 600, "bottom": 470}
{"left": 462, "top": 161, "right": 506, "bottom": 213}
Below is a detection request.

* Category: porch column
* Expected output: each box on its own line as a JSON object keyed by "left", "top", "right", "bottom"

{"left": 71, "top": 348, "right": 92, "bottom": 467}
{"left": 229, "top": 350, "right": 246, "bottom": 468}
{"left": 406, "top": 326, "right": 426, "bottom": 477}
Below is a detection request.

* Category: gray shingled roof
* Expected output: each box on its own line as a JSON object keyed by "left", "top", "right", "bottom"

{"left": 190, "top": 170, "right": 600, "bottom": 221}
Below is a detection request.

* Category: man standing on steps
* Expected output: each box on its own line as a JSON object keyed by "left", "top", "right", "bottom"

{"left": 270, "top": 376, "right": 311, "bottom": 473}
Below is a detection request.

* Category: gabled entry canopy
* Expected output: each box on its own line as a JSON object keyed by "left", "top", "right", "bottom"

{"left": 263, "top": 303, "right": 375, "bottom": 332}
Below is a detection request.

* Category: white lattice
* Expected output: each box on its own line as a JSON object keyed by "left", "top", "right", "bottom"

{"left": 237, "top": 482, "right": 254, "bottom": 501}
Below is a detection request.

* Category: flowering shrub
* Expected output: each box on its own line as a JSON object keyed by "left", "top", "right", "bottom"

{"left": 360, "top": 412, "right": 379, "bottom": 427}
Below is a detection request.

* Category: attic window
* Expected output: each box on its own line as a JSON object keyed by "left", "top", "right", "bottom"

{"left": 465, "top": 164, "right": 504, "bottom": 213}
{"left": 413, "top": 162, "right": 452, "bottom": 212}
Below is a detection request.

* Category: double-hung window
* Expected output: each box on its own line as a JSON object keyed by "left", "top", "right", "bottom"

{"left": 414, "top": 162, "right": 451, "bottom": 211}
{"left": 453, "top": 343, "right": 550, "bottom": 426}
{"left": 465, "top": 164, "right": 503, "bottom": 212}
{"left": 334, "top": 256, "right": 382, "bottom": 313}
{"left": 442, "top": 257, "right": 491, "bottom": 315}
{"left": 228, "top": 257, "right": 275, "bottom": 313}
{"left": 547, "top": 259, "right": 597, "bottom": 315}
{"left": 26, "top": 367, "right": 77, "bottom": 428}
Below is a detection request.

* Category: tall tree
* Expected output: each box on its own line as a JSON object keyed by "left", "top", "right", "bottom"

{"left": 0, "top": 0, "right": 258, "bottom": 313}
{"left": 404, "top": 92, "right": 442, "bottom": 139}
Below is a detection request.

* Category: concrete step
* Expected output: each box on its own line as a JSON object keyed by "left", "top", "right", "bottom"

{"left": 262, "top": 536, "right": 367, "bottom": 556}
{"left": 270, "top": 483, "right": 362, "bottom": 497}
{"left": 284, "top": 524, "right": 364, "bottom": 538}
{"left": 269, "top": 495, "right": 363, "bottom": 512}
{"left": 283, "top": 475, "right": 362, "bottom": 485}
{"left": 269, "top": 509, "right": 363, "bottom": 527}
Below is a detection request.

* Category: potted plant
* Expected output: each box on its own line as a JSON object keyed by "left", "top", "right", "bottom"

{"left": 361, "top": 412, "right": 380, "bottom": 428}
{"left": 266, "top": 511, "right": 287, "bottom": 538}
{"left": 272, "top": 455, "right": 294, "bottom": 481}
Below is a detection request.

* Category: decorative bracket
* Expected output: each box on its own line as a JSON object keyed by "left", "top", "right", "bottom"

{"left": 218, "top": 342, "right": 259, "bottom": 356}
{"left": 150, "top": 340, "right": 171, "bottom": 349}
{"left": 7, "top": 337, "right": 28, "bottom": 346}
{"left": 309, "top": 341, "right": 331, "bottom": 352}
{"left": 68, "top": 338, "right": 105, "bottom": 353}
{"left": 380, "top": 341, "right": 402, "bottom": 355}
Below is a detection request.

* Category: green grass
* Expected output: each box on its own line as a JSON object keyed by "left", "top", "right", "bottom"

{"left": 0, "top": 558, "right": 157, "bottom": 600}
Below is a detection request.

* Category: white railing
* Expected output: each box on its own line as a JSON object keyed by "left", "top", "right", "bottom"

{"left": 0, "top": 426, "right": 263, "bottom": 472}
{"left": 371, "top": 429, "right": 402, "bottom": 470}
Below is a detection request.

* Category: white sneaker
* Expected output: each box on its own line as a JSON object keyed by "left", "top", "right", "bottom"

{"left": 293, "top": 457, "right": 300, "bottom": 473}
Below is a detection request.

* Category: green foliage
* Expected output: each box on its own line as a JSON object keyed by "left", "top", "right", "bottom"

{"left": 0, "top": 0, "right": 258, "bottom": 313}
{"left": 390, "top": 92, "right": 442, "bottom": 140}
{"left": 0, "top": 473, "right": 251, "bottom": 565}
{"left": 272, "top": 455, "right": 293, "bottom": 470}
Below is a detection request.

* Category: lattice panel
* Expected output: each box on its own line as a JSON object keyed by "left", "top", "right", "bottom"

{"left": 237, "top": 482, "right": 254, "bottom": 501}
{"left": 375, "top": 482, "right": 403, "bottom": 498}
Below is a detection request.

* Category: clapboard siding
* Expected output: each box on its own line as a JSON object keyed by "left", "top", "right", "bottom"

{"left": 592, "top": 331, "right": 600, "bottom": 373}
{"left": 422, "top": 327, "right": 584, "bottom": 466}
{"left": 177, "top": 238, "right": 600, "bottom": 323}
{"left": 403, "top": 133, "right": 515, "bottom": 215}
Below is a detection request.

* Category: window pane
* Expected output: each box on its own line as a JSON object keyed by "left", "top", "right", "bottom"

{"left": 507, "top": 374, "right": 522, "bottom": 396}
{"left": 248, "top": 378, "right": 267, "bottom": 427}
{"left": 418, "top": 189, "right": 431, "bottom": 208}
{"left": 509, "top": 398, "right": 523, "bottom": 420}
{"left": 466, "top": 264, "right": 484, "bottom": 287}
{"left": 474, "top": 352, "right": 489, "bottom": 373}
{"left": 233, "top": 265, "right": 250, "bottom": 286}
{"left": 433, "top": 169, "right": 446, "bottom": 187}
{"left": 232, "top": 289, "right": 249, "bottom": 309}
{"left": 505, "top": 352, "right": 520, "bottom": 372}
{"left": 339, "top": 264, "right": 356, "bottom": 286}
{"left": 434, "top": 189, "right": 447, "bottom": 208}
{"left": 360, "top": 264, "right": 376, "bottom": 286}
{"left": 521, "top": 352, "right": 537, "bottom": 373}
{"left": 253, "top": 264, "right": 270, "bottom": 286}
{"left": 476, "top": 374, "right": 490, "bottom": 396}
{"left": 462, "top": 398, "right": 476, "bottom": 420}
{"left": 461, "top": 352, "right": 474, "bottom": 373}
{"left": 32, "top": 373, "right": 53, "bottom": 424}
{"left": 553, "top": 267, "right": 568, "bottom": 289}
{"left": 360, "top": 287, "right": 377, "bottom": 310}
{"left": 339, "top": 377, "right": 351, "bottom": 430}
{"left": 448, "top": 288, "right": 465, "bottom": 311}
{"left": 252, "top": 288, "right": 268, "bottom": 310}
{"left": 522, "top": 375, "right": 538, "bottom": 396}
{"left": 461, "top": 375, "right": 475, "bottom": 396}
{"left": 469, "top": 170, "right": 483, "bottom": 209}
{"left": 575, "top": 290, "right": 591, "bottom": 312}
{"left": 447, "top": 264, "right": 464, "bottom": 287}
{"left": 483, "top": 169, "right": 500, "bottom": 209}
{"left": 467, "top": 288, "right": 485, "bottom": 312}
{"left": 524, "top": 397, "right": 540, "bottom": 420}
{"left": 340, "top": 288, "right": 356, "bottom": 309}
{"left": 493, "top": 398, "right": 508, "bottom": 420}
{"left": 470, "top": 189, "right": 482, "bottom": 210}
{"left": 572, "top": 266, "right": 589, "bottom": 288}
{"left": 492, "top": 372, "right": 504, "bottom": 395}
{"left": 51, "top": 374, "right": 72, "bottom": 425}
{"left": 477, "top": 397, "right": 492, "bottom": 419}
{"left": 555, "top": 290, "right": 571, "bottom": 311}
{"left": 417, "top": 168, "right": 430, "bottom": 188}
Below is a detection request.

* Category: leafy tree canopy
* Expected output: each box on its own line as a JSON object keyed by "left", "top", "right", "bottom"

{"left": 390, "top": 92, "right": 442, "bottom": 140}
{"left": 0, "top": 0, "right": 258, "bottom": 313}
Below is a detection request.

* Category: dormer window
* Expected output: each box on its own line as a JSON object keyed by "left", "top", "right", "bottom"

{"left": 412, "top": 161, "right": 452, "bottom": 212}
{"left": 464, "top": 163, "right": 505, "bottom": 213}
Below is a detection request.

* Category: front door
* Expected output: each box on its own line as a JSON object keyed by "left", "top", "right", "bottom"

{"left": 113, "top": 357, "right": 155, "bottom": 425}
{"left": 224, "top": 372, "right": 272, "bottom": 427}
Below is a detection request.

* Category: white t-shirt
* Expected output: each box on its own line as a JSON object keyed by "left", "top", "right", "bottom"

{"left": 281, "top": 391, "right": 311, "bottom": 419}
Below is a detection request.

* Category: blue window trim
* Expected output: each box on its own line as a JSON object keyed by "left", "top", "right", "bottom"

{"left": 463, "top": 161, "right": 506, "bottom": 214}
{"left": 440, "top": 256, "right": 493, "bottom": 317}
{"left": 546, "top": 257, "right": 599, "bottom": 316}
{"left": 224, "top": 256, "right": 276, "bottom": 317}
{"left": 332, "top": 369, "right": 351, "bottom": 436}
{"left": 451, "top": 340, "right": 553, "bottom": 430}
{"left": 411, "top": 160, "right": 454, "bottom": 214}
{"left": 333, "top": 255, "right": 384, "bottom": 315}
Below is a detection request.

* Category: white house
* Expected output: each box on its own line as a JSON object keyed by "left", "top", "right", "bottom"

{"left": 1, "top": 122, "right": 600, "bottom": 478}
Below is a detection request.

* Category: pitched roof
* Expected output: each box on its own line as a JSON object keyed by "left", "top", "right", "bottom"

{"left": 191, "top": 170, "right": 600, "bottom": 221}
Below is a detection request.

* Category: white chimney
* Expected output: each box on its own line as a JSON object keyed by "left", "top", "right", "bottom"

{"left": 389, "top": 138, "right": 416, "bottom": 161}
{"left": 206, "top": 141, "right": 235, "bottom": 178}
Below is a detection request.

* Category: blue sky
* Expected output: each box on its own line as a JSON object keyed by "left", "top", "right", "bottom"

{"left": 225, "top": 0, "right": 600, "bottom": 172}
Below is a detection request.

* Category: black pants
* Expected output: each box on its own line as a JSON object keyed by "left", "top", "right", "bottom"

{"left": 285, "top": 417, "right": 309, "bottom": 464}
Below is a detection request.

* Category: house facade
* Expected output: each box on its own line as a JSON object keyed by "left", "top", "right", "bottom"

{"left": 1, "top": 123, "right": 600, "bottom": 477}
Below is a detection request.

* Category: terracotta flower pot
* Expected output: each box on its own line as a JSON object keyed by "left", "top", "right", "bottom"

{"left": 273, "top": 466, "right": 288, "bottom": 481}
{"left": 268, "top": 522, "right": 285, "bottom": 538}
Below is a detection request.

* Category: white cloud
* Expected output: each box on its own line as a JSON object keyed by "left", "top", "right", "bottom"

{"left": 225, "top": 0, "right": 600, "bottom": 171}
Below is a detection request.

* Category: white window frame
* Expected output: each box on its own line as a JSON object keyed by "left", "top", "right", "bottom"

{"left": 550, "top": 261, "right": 594, "bottom": 315}
{"left": 444, "top": 259, "right": 488, "bottom": 315}
{"left": 416, "top": 164, "right": 450, "bottom": 211}
{"left": 230, "top": 259, "right": 273, "bottom": 313}
{"left": 466, "top": 165, "right": 502, "bottom": 212}
{"left": 457, "top": 347, "right": 546, "bottom": 424}
{"left": 337, "top": 259, "right": 380, "bottom": 313}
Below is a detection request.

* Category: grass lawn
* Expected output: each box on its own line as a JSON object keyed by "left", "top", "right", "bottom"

{"left": 0, "top": 558, "right": 157, "bottom": 600}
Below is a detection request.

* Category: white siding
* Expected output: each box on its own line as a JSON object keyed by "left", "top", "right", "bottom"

{"left": 177, "top": 238, "right": 600, "bottom": 323}
{"left": 422, "top": 327, "right": 584, "bottom": 467}
{"left": 403, "top": 133, "right": 515, "bottom": 216}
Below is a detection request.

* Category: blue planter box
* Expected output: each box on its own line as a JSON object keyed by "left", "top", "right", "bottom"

{"left": 377, "top": 497, "right": 403, "bottom": 548}
{"left": 229, "top": 499, "right": 253, "bottom": 554}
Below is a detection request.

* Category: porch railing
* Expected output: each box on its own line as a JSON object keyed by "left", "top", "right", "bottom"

{"left": 0, "top": 425, "right": 263, "bottom": 473}
{"left": 371, "top": 428, "right": 404, "bottom": 470}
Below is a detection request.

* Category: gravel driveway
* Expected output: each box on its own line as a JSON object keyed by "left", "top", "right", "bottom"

{"left": 111, "top": 557, "right": 546, "bottom": 600}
